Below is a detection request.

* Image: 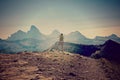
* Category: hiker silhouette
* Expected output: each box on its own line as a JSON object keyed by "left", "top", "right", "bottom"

{"left": 57, "top": 33, "right": 64, "bottom": 51}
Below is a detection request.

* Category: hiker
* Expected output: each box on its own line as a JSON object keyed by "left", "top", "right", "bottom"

{"left": 58, "top": 33, "right": 64, "bottom": 51}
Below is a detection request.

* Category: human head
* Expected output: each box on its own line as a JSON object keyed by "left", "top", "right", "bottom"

{"left": 61, "top": 33, "right": 63, "bottom": 36}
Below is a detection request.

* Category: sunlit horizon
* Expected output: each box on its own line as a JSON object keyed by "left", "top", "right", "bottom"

{"left": 0, "top": 0, "right": 120, "bottom": 39}
{"left": 0, "top": 25, "right": 120, "bottom": 39}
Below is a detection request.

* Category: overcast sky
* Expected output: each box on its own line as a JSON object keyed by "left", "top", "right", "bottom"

{"left": 0, "top": 0, "right": 120, "bottom": 39}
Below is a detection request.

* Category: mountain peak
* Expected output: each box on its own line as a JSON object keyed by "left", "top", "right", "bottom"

{"left": 51, "top": 29, "right": 60, "bottom": 35}
{"left": 104, "top": 39, "right": 116, "bottom": 44}
{"left": 100, "top": 39, "right": 120, "bottom": 62}
{"left": 69, "top": 31, "right": 86, "bottom": 38}
{"left": 17, "top": 30, "right": 25, "bottom": 33}
{"left": 72, "top": 31, "right": 81, "bottom": 34}
{"left": 27, "top": 25, "right": 46, "bottom": 40}
{"left": 109, "top": 34, "right": 118, "bottom": 38}
{"left": 7, "top": 30, "right": 26, "bottom": 41}
{"left": 66, "top": 31, "right": 88, "bottom": 44}
{"left": 30, "top": 25, "right": 39, "bottom": 32}
{"left": 49, "top": 30, "right": 60, "bottom": 38}
{"left": 104, "top": 39, "right": 120, "bottom": 46}
{"left": 28, "top": 25, "right": 41, "bottom": 34}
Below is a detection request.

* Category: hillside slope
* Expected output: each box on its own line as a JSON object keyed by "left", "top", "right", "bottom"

{"left": 92, "top": 40, "right": 120, "bottom": 62}
{"left": 0, "top": 51, "right": 109, "bottom": 80}
{"left": 49, "top": 42, "right": 99, "bottom": 56}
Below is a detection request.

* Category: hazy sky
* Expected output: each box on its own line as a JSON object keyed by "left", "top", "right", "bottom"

{"left": 0, "top": 0, "right": 120, "bottom": 39}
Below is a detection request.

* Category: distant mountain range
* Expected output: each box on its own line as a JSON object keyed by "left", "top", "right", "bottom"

{"left": 0, "top": 25, "right": 120, "bottom": 53}
{"left": 6, "top": 25, "right": 120, "bottom": 44}
{"left": 7, "top": 25, "right": 46, "bottom": 41}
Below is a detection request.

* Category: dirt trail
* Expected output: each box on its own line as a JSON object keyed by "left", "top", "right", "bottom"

{"left": 0, "top": 51, "right": 109, "bottom": 80}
